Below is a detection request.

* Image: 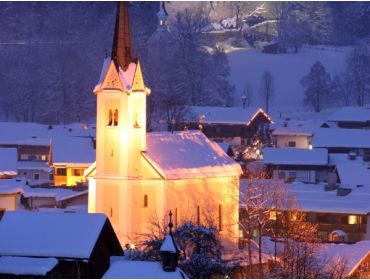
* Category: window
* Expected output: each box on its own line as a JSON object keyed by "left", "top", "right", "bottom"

{"left": 143, "top": 195, "right": 148, "bottom": 208}
{"left": 288, "top": 171, "right": 296, "bottom": 180}
{"left": 219, "top": 204, "right": 223, "bottom": 231}
{"left": 348, "top": 215, "right": 360, "bottom": 225}
{"left": 49, "top": 173, "right": 54, "bottom": 181}
{"left": 72, "top": 169, "right": 83, "bottom": 176}
{"left": 41, "top": 155, "right": 47, "bottom": 161}
{"left": 56, "top": 168, "right": 67, "bottom": 176}
{"left": 269, "top": 211, "right": 277, "bottom": 221}
{"left": 114, "top": 109, "right": 118, "bottom": 126}
{"left": 134, "top": 112, "right": 140, "bottom": 128}
{"left": 108, "top": 109, "right": 113, "bottom": 126}
{"left": 33, "top": 173, "right": 40, "bottom": 180}
{"left": 197, "top": 206, "right": 200, "bottom": 226}
{"left": 20, "top": 154, "right": 28, "bottom": 160}
{"left": 278, "top": 172, "right": 286, "bottom": 180}
{"left": 288, "top": 141, "right": 296, "bottom": 147}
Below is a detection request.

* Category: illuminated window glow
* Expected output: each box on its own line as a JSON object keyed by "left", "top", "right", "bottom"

{"left": 348, "top": 215, "right": 359, "bottom": 225}
{"left": 269, "top": 211, "right": 277, "bottom": 220}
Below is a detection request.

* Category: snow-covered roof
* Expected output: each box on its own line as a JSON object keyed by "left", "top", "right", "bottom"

{"left": 263, "top": 147, "right": 328, "bottom": 166}
{"left": 0, "top": 256, "right": 58, "bottom": 276}
{"left": 312, "top": 128, "right": 370, "bottom": 148}
{"left": 144, "top": 130, "right": 242, "bottom": 179}
{"left": 52, "top": 136, "right": 95, "bottom": 164}
{"left": 160, "top": 234, "right": 180, "bottom": 253}
{"left": 189, "top": 106, "right": 272, "bottom": 125}
{"left": 320, "top": 241, "right": 370, "bottom": 277}
{"left": 334, "top": 159, "right": 370, "bottom": 188}
{"left": 327, "top": 106, "right": 370, "bottom": 123}
{"left": 103, "top": 261, "right": 186, "bottom": 279}
{"left": 240, "top": 179, "right": 370, "bottom": 214}
{"left": 0, "top": 212, "right": 107, "bottom": 259}
{"left": 0, "top": 148, "right": 17, "bottom": 175}
{"left": 0, "top": 178, "right": 25, "bottom": 195}
{"left": 0, "top": 122, "right": 96, "bottom": 165}
{"left": 272, "top": 126, "right": 313, "bottom": 136}
{"left": 216, "top": 142, "right": 230, "bottom": 154}
{"left": 17, "top": 161, "right": 52, "bottom": 172}
{"left": 288, "top": 182, "right": 370, "bottom": 214}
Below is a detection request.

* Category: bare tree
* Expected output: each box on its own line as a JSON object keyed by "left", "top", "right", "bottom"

{"left": 344, "top": 44, "right": 370, "bottom": 107}
{"left": 260, "top": 71, "right": 274, "bottom": 113}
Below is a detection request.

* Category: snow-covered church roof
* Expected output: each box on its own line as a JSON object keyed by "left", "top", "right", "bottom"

{"left": 143, "top": 130, "right": 242, "bottom": 179}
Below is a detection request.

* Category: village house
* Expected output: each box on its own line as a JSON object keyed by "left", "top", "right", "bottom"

{"left": 179, "top": 106, "right": 273, "bottom": 147}
{"left": 272, "top": 126, "right": 313, "bottom": 149}
{"left": 0, "top": 212, "right": 123, "bottom": 278}
{"left": 326, "top": 106, "right": 370, "bottom": 129}
{"left": 87, "top": 2, "right": 241, "bottom": 249}
{"left": 312, "top": 128, "right": 370, "bottom": 157}
{"left": 262, "top": 147, "right": 331, "bottom": 183}
{"left": 0, "top": 122, "right": 95, "bottom": 187}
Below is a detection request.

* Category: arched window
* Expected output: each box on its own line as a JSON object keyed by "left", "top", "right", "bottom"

{"left": 108, "top": 109, "right": 113, "bottom": 126}
{"left": 114, "top": 109, "right": 118, "bottom": 126}
{"left": 329, "top": 230, "right": 347, "bottom": 243}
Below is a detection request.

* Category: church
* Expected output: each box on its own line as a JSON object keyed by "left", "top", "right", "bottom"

{"left": 86, "top": 2, "right": 241, "bottom": 249}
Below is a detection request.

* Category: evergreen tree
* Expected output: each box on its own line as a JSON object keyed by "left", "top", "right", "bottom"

{"left": 301, "top": 61, "right": 331, "bottom": 112}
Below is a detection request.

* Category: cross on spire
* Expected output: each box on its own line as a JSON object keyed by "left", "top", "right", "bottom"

{"left": 112, "top": 1, "right": 133, "bottom": 70}
{"left": 168, "top": 210, "right": 174, "bottom": 234}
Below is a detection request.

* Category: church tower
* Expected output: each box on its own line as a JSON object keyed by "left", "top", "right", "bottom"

{"left": 90, "top": 1, "right": 153, "bottom": 243}
{"left": 94, "top": 1, "right": 149, "bottom": 178}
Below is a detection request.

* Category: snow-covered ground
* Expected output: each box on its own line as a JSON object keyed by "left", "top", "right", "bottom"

{"left": 227, "top": 45, "right": 349, "bottom": 112}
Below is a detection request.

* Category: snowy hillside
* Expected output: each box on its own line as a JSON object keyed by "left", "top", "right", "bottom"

{"left": 227, "top": 46, "right": 349, "bottom": 112}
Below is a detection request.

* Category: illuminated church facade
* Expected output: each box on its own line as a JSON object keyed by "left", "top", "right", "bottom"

{"left": 87, "top": 2, "right": 241, "bottom": 248}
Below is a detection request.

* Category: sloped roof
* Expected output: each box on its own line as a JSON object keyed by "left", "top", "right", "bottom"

{"left": 320, "top": 241, "right": 370, "bottom": 277}
{"left": 263, "top": 147, "right": 328, "bottom": 166}
{"left": 312, "top": 128, "right": 370, "bottom": 148}
{"left": 0, "top": 148, "right": 17, "bottom": 175}
{"left": 272, "top": 126, "right": 313, "bottom": 136}
{"left": 103, "top": 261, "right": 186, "bottom": 279}
{"left": 328, "top": 106, "right": 370, "bottom": 123}
{"left": 189, "top": 106, "right": 272, "bottom": 125}
{"left": 0, "top": 212, "right": 108, "bottom": 259}
{"left": 0, "top": 256, "right": 58, "bottom": 276}
{"left": 52, "top": 136, "right": 95, "bottom": 164}
{"left": 144, "top": 130, "right": 242, "bottom": 179}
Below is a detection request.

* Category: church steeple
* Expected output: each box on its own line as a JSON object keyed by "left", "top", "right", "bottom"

{"left": 112, "top": 1, "right": 133, "bottom": 70}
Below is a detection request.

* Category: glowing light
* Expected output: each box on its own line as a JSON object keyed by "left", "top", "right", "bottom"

{"left": 309, "top": 144, "right": 313, "bottom": 150}
{"left": 348, "top": 215, "right": 358, "bottom": 225}
{"left": 239, "top": 230, "right": 244, "bottom": 238}
{"left": 129, "top": 243, "right": 136, "bottom": 250}
{"left": 269, "top": 211, "right": 277, "bottom": 221}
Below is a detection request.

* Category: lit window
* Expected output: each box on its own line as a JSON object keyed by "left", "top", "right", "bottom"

{"left": 269, "top": 211, "right": 277, "bottom": 220}
{"left": 72, "top": 169, "right": 83, "bottom": 176}
{"left": 41, "top": 155, "right": 47, "bottom": 161}
{"left": 348, "top": 215, "right": 359, "bottom": 225}
{"left": 20, "top": 154, "right": 28, "bottom": 160}
{"left": 143, "top": 195, "right": 148, "bottom": 208}
{"left": 290, "top": 213, "right": 298, "bottom": 221}
{"left": 239, "top": 230, "right": 244, "bottom": 238}
{"left": 160, "top": 20, "right": 163, "bottom": 26}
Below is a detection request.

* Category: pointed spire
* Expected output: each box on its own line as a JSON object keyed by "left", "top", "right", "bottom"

{"left": 112, "top": 1, "right": 133, "bottom": 70}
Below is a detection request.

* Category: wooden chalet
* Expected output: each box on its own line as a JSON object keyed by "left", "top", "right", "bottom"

{"left": 178, "top": 106, "right": 272, "bottom": 146}
{"left": 0, "top": 212, "right": 123, "bottom": 278}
